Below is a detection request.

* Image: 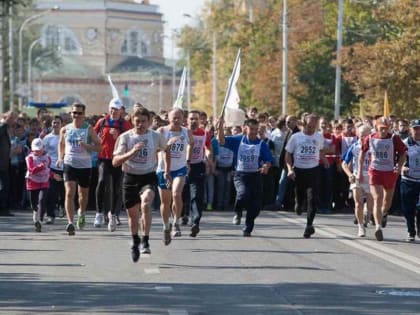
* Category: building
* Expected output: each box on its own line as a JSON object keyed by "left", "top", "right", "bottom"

{"left": 29, "top": 0, "right": 176, "bottom": 114}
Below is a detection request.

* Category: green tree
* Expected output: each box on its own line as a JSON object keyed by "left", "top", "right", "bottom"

{"left": 342, "top": 0, "right": 420, "bottom": 118}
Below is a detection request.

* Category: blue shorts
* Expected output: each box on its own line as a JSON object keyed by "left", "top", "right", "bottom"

{"left": 157, "top": 167, "right": 187, "bottom": 190}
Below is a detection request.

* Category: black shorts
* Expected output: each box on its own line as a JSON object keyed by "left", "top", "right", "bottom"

{"left": 63, "top": 164, "right": 91, "bottom": 188}
{"left": 122, "top": 172, "right": 157, "bottom": 209}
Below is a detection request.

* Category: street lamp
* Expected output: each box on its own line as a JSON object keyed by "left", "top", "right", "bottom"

{"left": 27, "top": 38, "right": 41, "bottom": 102}
{"left": 18, "top": 5, "right": 59, "bottom": 110}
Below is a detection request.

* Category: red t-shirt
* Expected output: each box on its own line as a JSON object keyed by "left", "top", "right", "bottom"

{"left": 94, "top": 115, "right": 132, "bottom": 160}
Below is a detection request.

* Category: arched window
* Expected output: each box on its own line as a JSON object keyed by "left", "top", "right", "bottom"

{"left": 121, "top": 28, "right": 150, "bottom": 57}
{"left": 41, "top": 24, "right": 82, "bottom": 55}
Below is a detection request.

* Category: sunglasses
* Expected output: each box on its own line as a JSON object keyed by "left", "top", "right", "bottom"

{"left": 72, "top": 111, "right": 83, "bottom": 115}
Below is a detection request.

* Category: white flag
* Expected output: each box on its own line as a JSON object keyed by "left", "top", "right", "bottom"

{"left": 173, "top": 67, "right": 187, "bottom": 108}
{"left": 226, "top": 56, "right": 241, "bottom": 109}
{"left": 107, "top": 75, "right": 120, "bottom": 99}
{"left": 221, "top": 49, "right": 241, "bottom": 115}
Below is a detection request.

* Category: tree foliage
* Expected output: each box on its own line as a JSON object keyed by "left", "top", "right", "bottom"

{"left": 176, "top": 0, "right": 418, "bottom": 119}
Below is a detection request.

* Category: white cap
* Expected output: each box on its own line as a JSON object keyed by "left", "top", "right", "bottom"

{"left": 109, "top": 98, "right": 123, "bottom": 110}
{"left": 31, "top": 138, "right": 44, "bottom": 151}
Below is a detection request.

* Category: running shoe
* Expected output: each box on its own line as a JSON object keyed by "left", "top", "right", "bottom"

{"left": 116, "top": 216, "right": 121, "bottom": 225}
{"left": 172, "top": 223, "right": 181, "bottom": 237}
{"left": 232, "top": 214, "right": 241, "bottom": 225}
{"left": 358, "top": 225, "right": 366, "bottom": 237}
{"left": 108, "top": 215, "right": 117, "bottom": 232}
{"left": 406, "top": 234, "right": 415, "bottom": 242}
{"left": 190, "top": 224, "right": 200, "bottom": 237}
{"left": 45, "top": 216, "right": 55, "bottom": 225}
{"left": 381, "top": 214, "right": 388, "bottom": 228}
{"left": 303, "top": 225, "right": 315, "bottom": 238}
{"left": 295, "top": 206, "right": 302, "bottom": 216}
{"left": 66, "top": 223, "right": 75, "bottom": 236}
{"left": 140, "top": 241, "right": 151, "bottom": 254}
{"left": 206, "top": 203, "right": 213, "bottom": 211}
{"left": 131, "top": 244, "right": 140, "bottom": 262}
{"left": 34, "top": 221, "right": 42, "bottom": 233}
{"left": 417, "top": 230, "right": 420, "bottom": 239}
{"left": 76, "top": 210, "right": 85, "bottom": 230}
{"left": 243, "top": 230, "right": 251, "bottom": 237}
{"left": 130, "top": 235, "right": 141, "bottom": 262}
{"left": 163, "top": 224, "right": 172, "bottom": 245}
{"left": 93, "top": 213, "right": 104, "bottom": 227}
{"left": 374, "top": 228, "right": 384, "bottom": 241}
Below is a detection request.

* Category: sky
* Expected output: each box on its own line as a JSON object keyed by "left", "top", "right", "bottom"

{"left": 151, "top": 0, "right": 207, "bottom": 60}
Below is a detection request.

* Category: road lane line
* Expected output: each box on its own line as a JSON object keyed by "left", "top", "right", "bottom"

{"left": 144, "top": 267, "right": 160, "bottom": 274}
{"left": 282, "top": 217, "right": 420, "bottom": 275}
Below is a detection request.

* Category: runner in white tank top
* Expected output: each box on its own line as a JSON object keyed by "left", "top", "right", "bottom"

{"left": 156, "top": 108, "right": 194, "bottom": 245}
{"left": 57, "top": 103, "right": 102, "bottom": 236}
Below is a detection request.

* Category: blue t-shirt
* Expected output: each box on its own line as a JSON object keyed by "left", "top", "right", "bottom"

{"left": 223, "top": 135, "right": 274, "bottom": 171}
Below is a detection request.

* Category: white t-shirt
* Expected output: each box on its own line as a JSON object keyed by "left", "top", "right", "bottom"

{"left": 114, "top": 129, "right": 167, "bottom": 175}
{"left": 285, "top": 131, "right": 324, "bottom": 169}
{"left": 43, "top": 133, "right": 62, "bottom": 171}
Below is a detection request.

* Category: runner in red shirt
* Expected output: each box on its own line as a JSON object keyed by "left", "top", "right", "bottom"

{"left": 93, "top": 98, "right": 131, "bottom": 231}
{"left": 359, "top": 117, "right": 407, "bottom": 241}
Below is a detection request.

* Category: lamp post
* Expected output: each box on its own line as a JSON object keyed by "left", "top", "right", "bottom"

{"left": 18, "top": 5, "right": 59, "bottom": 110}
{"left": 27, "top": 38, "right": 41, "bottom": 102}
{"left": 334, "top": 0, "right": 343, "bottom": 119}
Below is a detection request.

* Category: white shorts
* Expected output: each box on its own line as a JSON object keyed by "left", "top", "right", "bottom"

{"left": 350, "top": 175, "right": 371, "bottom": 195}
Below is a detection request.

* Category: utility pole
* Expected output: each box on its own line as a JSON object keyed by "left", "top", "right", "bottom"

{"left": 8, "top": 1, "right": 14, "bottom": 109}
{"left": 334, "top": 0, "right": 343, "bottom": 119}
{"left": 281, "top": 0, "right": 288, "bottom": 116}
{"left": 0, "top": 14, "right": 4, "bottom": 113}
{"left": 212, "top": 32, "right": 217, "bottom": 120}
{"left": 186, "top": 50, "right": 191, "bottom": 111}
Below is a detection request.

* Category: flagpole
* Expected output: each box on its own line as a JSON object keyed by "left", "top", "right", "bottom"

{"left": 220, "top": 49, "right": 241, "bottom": 117}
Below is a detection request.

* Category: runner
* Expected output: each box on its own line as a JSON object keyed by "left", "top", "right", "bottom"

{"left": 342, "top": 124, "right": 373, "bottom": 237}
{"left": 93, "top": 98, "right": 131, "bottom": 231}
{"left": 358, "top": 116, "right": 407, "bottom": 241}
{"left": 156, "top": 108, "right": 193, "bottom": 242}
{"left": 285, "top": 114, "right": 328, "bottom": 238}
{"left": 44, "top": 115, "right": 64, "bottom": 223}
{"left": 217, "top": 117, "right": 274, "bottom": 237}
{"left": 400, "top": 119, "right": 420, "bottom": 241}
{"left": 187, "top": 110, "right": 213, "bottom": 237}
{"left": 57, "top": 103, "right": 102, "bottom": 236}
{"left": 25, "top": 138, "right": 51, "bottom": 232}
{"left": 113, "top": 107, "right": 169, "bottom": 262}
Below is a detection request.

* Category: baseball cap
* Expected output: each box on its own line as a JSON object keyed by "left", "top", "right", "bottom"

{"left": 410, "top": 119, "right": 420, "bottom": 128}
{"left": 31, "top": 138, "right": 44, "bottom": 151}
{"left": 109, "top": 98, "right": 123, "bottom": 110}
{"left": 376, "top": 116, "right": 390, "bottom": 128}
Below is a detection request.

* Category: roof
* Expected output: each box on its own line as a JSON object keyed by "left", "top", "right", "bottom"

{"left": 39, "top": 55, "right": 103, "bottom": 79}
{"left": 110, "top": 57, "right": 173, "bottom": 75}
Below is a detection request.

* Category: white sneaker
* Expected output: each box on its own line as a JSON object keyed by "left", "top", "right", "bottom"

{"left": 94, "top": 213, "right": 104, "bottom": 228}
{"left": 108, "top": 215, "right": 117, "bottom": 232}
{"left": 358, "top": 225, "right": 366, "bottom": 237}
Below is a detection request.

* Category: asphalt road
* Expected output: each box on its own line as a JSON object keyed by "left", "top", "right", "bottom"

{"left": 1, "top": 209, "right": 419, "bottom": 315}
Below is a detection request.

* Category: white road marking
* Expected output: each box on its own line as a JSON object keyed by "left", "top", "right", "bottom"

{"left": 155, "top": 286, "right": 174, "bottom": 293}
{"left": 283, "top": 216, "right": 420, "bottom": 275}
{"left": 144, "top": 267, "right": 160, "bottom": 274}
{"left": 168, "top": 309, "right": 189, "bottom": 315}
